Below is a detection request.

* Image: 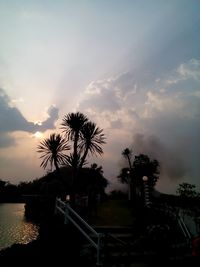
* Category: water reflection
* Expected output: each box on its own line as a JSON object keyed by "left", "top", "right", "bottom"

{"left": 0, "top": 203, "right": 39, "bottom": 250}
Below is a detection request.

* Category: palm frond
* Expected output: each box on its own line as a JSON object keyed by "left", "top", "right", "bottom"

{"left": 79, "top": 121, "right": 106, "bottom": 156}
{"left": 37, "top": 133, "right": 70, "bottom": 170}
{"left": 60, "top": 112, "right": 88, "bottom": 140}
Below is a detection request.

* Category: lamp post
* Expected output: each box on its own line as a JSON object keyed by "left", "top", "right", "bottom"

{"left": 142, "top": 176, "right": 150, "bottom": 207}
{"left": 127, "top": 170, "right": 131, "bottom": 201}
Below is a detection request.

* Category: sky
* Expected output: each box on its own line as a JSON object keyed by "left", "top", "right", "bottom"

{"left": 0, "top": 0, "right": 200, "bottom": 194}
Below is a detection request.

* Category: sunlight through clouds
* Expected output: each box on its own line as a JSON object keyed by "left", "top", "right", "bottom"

{"left": 0, "top": 0, "right": 200, "bottom": 193}
{"left": 33, "top": 131, "right": 43, "bottom": 139}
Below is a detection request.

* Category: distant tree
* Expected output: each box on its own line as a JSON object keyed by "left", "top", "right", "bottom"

{"left": 118, "top": 151, "right": 160, "bottom": 201}
{"left": 0, "top": 180, "right": 20, "bottom": 202}
{"left": 90, "top": 163, "right": 104, "bottom": 175}
{"left": 176, "top": 182, "right": 200, "bottom": 232}
{"left": 176, "top": 182, "right": 200, "bottom": 199}
{"left": 117, "top": 167, "right": 131, "bottom": 184}
{"left": 132, "top": 154, "right": 159, "bottom": 188}
{"left": 0, "top": 179, "right": 6, "bottom": 190}
{"left": 37, "top": 133, "right": 70, "bottom": 173}
{"left": 118, "top": 153, "right": 159, "bottom": 188}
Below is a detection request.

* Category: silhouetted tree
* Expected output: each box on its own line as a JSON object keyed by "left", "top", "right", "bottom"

{"left": 118, "top": 152, "right": 160, "bottom": 201}
{"left": 37, "top": 133, "right": 70, "bottom": 173}
{"left": 0, "top": 179, "right": 6, "bottom": 190}
{"left": 61, "top": 112, "right": 88, "bottom": 172}
{"left": 176, "top": 182, "right": 200, "bottom": 232}
{"left": 90, "top": 163, "right": 103, "bottom": 175}
{"left": 37, "top": 113, "right": 106, "bottom": 203}
{"left": 133, "top": 154, "right": 159, "bottom": 188}
{"left": 61, "top": 112, "right": 105, "bottom": 187}
{"left": 79, "top": 122, "right": 105, "bottom": 168}
{"left": 176, "top": 182, "right": 200, "bottom": 199}
{"left": 122, "top": 148, "right": 132, "bottom": 170}
{"left": 0, "top": 180, "right": 20, "bottom": 202}
{"left": 117, "top": 167, "right": 131, "bottom": 184}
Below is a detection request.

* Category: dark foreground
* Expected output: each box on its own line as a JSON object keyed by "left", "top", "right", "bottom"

{"left": 0, "top": 215, "right": 86, "bottom": 267}
{"left": 0, "top": 215, "right": 199, "bottom": 267}
{"left": 0, "top": 197, "right": 200, "bottom": 267}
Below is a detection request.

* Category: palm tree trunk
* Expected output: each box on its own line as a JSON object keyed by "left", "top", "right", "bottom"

{"left": 79, "top": 146, "right": 89, "bottom": 169}
{"left": 53, "top": 157, "right": 60, "bottom": 175}
{"left": 127, "top": 155, "right": 132, "bottom": 170}
{"left": 73, "top": 132, "right": 79, "bottom": 169}
{"left": 70, "top": 132, "right": 80, "bottom": 206}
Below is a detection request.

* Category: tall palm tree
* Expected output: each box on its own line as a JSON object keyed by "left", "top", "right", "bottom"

{"left": 79, "top": 121, "right": 106, "bottom": 168}
{"left": 60, "top": 112, "right": 105, "bottom": 205}
{"left": 122, "top": 148, "right": 133, "bottom": 201}
{"left": 61, "top": 112, "right": 88, "bottom": 170}
{"left": 122, "top": 148, "right": 132, "bottom": 170}
{"left": 37, "top": 133, "right": 70, "bottom": 173}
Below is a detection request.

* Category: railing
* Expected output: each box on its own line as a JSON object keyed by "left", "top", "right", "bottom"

{"left": 151, "top": 203, "right": 192, "bottom": 244}
{"left": 55, "top": 197, "right": 104, "bottom": 266}
{"left": 177, "top": 210, "right": 192, "bottom": 242}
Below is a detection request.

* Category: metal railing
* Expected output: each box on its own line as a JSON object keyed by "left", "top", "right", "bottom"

{"left": 177, "top": 210, "right": 193, "bottom": 242}
{"left": 151, "top": 203, "right": 192, "bottom": 244}
{"left": 55, "top": 197, "right": 104, "bottom": 266}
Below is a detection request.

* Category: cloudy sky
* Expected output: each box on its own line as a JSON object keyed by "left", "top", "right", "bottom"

{"left": 0, "top": 0, "right": 200, "bottom": 194}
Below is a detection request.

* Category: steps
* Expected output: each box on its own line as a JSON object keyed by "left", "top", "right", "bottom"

{"left": 79, "top": 202, "right": 193, "bottom": 267}
{"left": 80, "top": 226, "right": 159, "bottom": 266}
{"left": 80, "top": 222, "right": 192, "bottom": 267}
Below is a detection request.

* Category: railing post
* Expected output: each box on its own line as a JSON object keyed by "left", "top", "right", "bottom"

{"left": 97, "top": 233, "right": 104, "bottom": 266}
{"left": 64, "top": 202, "right": 69, "bottom": 224}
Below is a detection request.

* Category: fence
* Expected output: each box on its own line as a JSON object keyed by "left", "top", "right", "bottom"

{"left": 55, "top": 197, "right": 104, "bottom": 266}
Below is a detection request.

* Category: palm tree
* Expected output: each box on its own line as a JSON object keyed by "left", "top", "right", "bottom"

{"left": 122, "top": 148, "right": 133, "bottom": 200}
{"left": 122, "top": 148, "right": 132, "bottom": 169}
{"left": 37, "top": 133, "right": 70, "bottom": 173}
{"left": 60, "top": 112, "right": 106, "bottom": 204}
{"left": 79, "top": 121, "right": 106, "bottom": 168}
{"left": 61, "top": 112, "right": 88, "bottom": 170}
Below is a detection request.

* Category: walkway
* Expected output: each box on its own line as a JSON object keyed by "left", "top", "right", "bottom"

{"left": 87, "top": 198, "right": 136, "bottom": 227}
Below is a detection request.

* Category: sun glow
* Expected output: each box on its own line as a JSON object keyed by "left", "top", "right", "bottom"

{"left": 34, "top": 131, "right": 43, "bottom": 139}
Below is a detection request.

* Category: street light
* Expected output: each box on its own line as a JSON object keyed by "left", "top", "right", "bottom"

{"left": 142, "top": 176, "right": 148, "bottom": 182}
{"left": 142, "top": 176, "right": 150, "bottom": 207}
{"left": 127, "top": 170, "right": 131, "bottom": 201}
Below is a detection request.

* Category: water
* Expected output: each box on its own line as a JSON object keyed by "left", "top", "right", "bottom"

{"left": 0, "top": 203, "right": 39, "bottom": 251}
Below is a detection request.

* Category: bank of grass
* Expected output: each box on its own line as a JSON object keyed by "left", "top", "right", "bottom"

{"left": 88, "top": 197, "right": 136, "bottom": 226}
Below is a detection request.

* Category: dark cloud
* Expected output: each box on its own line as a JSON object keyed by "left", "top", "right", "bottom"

{"left": 0, "top": 133, "right": 16, "bottom": 148}
{"left": 142, "top": 112, "right": 200, "bottom": 185}
{"left": 38, "top": 105, "right": 59, "bottom": 131}
{"left": 132, "top": 133, "right": 187, "bottom": 181}
{"left": 0, "top": 88, "right": 59, "bottom": 147}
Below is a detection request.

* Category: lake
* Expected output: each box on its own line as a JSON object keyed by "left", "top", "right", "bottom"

{"left": 0, "top": 203, "right": 39, "bottom": 251}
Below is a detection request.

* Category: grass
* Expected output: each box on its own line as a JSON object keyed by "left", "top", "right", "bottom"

{"left": 87, "top": 198, "right": 136, "bottom": 226}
